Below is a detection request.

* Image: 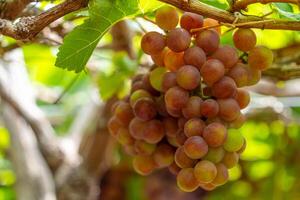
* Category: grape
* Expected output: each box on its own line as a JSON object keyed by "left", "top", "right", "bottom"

{"left": 165, "top": 86, "right": 189, "bottom": 110}
{"left": 133, "top": 155, "right": 156, "bottom": 176}
{"left": 178, "top": 117, "right": 188, "bottom": 130}
{"left": 149, "top": 67, "right": 167, "bottom": 92}
{"left": 203, "top": 147, "right": 225, "bottom": 163}
{"left": 116, "top": 127, "right": 135, "bottom": 145}
{"left": 211, "top": 163, "right": 229, "bottom": 186}
{"left": 234, "top": 89, "right": 250, "bottom": 109}
{"left": 180, "top": 12, "right": 203, "bottom": 32}
{"left": 114, "top": 101, "right": 134, "bottom": 125}
{"left": 133, "top": 97, "right": 157, "bottom": 121}
{"left": 141, "top": 32, "right": 166, "bottom": 55}
{"left": 174, "top": 146, "right": 197, "bottom": 168}
{"left": 155, "top": 95, "right": 169, "bottom": 117}
{"left": 227, "top": 63, "right": 249, "bottom": 87}
{"left": 200, "top": 59, "right": 225, "bottom": 86}
{"left": 176, "top": 65, "right": 200, "bottom": 90}
{"left": 167, "top": 136, "right": 180, "bottom": 147}
{"left": 143, "top": 120, "right": 165, "bottom": 144}
{"left": 155, "top": 6, "right": 179, "bottom": 31}
{"left": 142, "top": 74, "right": 160, "bottom": 96}
{"left": 123, "top": 145, "right": 137, "bottom": 156}
{"left": 233, "top": 28, "right": 256, "bottom": 52}
{"left": 151, "top": 48, "right": 168, "bottom": 66}
{"left": 246, "top": 67, "right": 261, "bottom": 86}
{"left": 176, "top": 131, "right": 188, "bottom": 146}
{"left": 223, "top": 129, "right": 244, "bottom": 152}
{"left": 166, "top": 105, "right": 182, "bottom": 118}
{"left": 167, "top": 28, "right": 191, "bottom": 52}
{"left": 182, "top": 96, "right": 203, "bottom": 119}
{"left": 177, "top": 168, "right": 199, "bottom": 192}
{"left": 184, "top": 136, "right": 208, "bottom": 159}
{"left": 212, "top": 76, "right": 237, "bottom": 99}
{"left": 111, "top": 101, "right": 120, "bottom": 113}
{"left": 218, "top": 99, "right": 240, "bottom": 122}
{"left": 153, "top": 144, "right": 175, "bottom": 168}
{"left": 194, "top": 160, "right": 217, "bottom": 183}
{"left": 222, "top": 152, "right": 239, "bottom": 169}
{"left": 130, "top": 89, "right": 152, "bottom": 107}
{"left": 183, "top": 46, "right": 206, "bottom": 70}
{"left": 195, "top": 29, "right": 220, "bottom": 55}
{"left": 134, "top": 140, "right": 156, "bottom": 156}
{"left": 203, "top": 86, "right": 212, "bottom": 97}
{"left": 131, "top": 80, "right": 144, "bottom": 93}
{"left": 163, "top": 117, "right": 178, "bottom": 137}
{"left": 212, "top": 45, "right": 239, "bottom": 69}
{"left": 203, "top": 122, "right": 227, "bottom": 147}
{"left": 132, "top": 74, "right": 144, "bottom": 83}
{"left": 201, "top": 99, "right": 219, "bottom": 119}
{"left": 237, "top": 138, "right": 247, "bottom": 154}
{"left": 168, "top": 162, "right": 181, "bottom": 175}
{"left": 162, "top": 72, "right": 177, "bottom": 92}
{"left": 248, "top": 46, "right": 273, "bottom": 70}
{"left": 164, "top": 50, "right": 185, "bottom": 72}
{"left": 184, "top": 118, "right": 205, "bottom": 137}
{"left": 129, "top": 117, "right": 146, "bottom": 139}
{"left": 203, "top": 18, "right": 221, "bottom": 34}
{"left": 108, "top": 116, "right": 124, "bottom": 137}
{"left": 229, "top": 113, "right": 246, "bottom": 129}
{"left": 199, "top": 183, "right": 216, "bottom": 191}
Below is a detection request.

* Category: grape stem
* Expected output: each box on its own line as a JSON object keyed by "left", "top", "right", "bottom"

{"left": 231, "top": 0, "right": 300, "bottom": 12}
{"left": 158, "top": 0, "right": 300, "bottom": 30}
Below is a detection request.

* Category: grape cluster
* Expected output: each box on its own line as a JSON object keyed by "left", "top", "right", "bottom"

{"left": 108, "top": 6, "right": 273, "bottom": 192}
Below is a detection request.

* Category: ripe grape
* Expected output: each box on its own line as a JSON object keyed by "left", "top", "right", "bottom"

{"left": 164, "top": 50, "right": 185, "bottom": 72}
{"left": 201, "top": 99, "right": 219, "bottom": 119}
{"left": 229, "top": 113, "right": 246, "bottom": 129}
{"left": 222, "top": 151, "right": 239, "bottom": 169}
{"left": 155, "top": 6, "right": 179, "bottom": 31}
{"left": 184, "top": 118, "right": 205, "bottom": 137}
{"left": 114, "top": 102, "right": 134, "bottom": 125}
{"left": 248, "top": 46, "right": 273, "bottom": 70}
{"left": 134, "top": 140, "right": 156, "bottom": 156}
{"left": 149, "top": 67, "right": 167, "bottom": 92}
{"left": 203, "top": 18, "right": 221, "bottom": 34}
{"left": 184, "top": 136, "right": 208, "bottom": 159}
{"left": 246, "top": 67, "right": 261, "bottom": 86}
{"left": 165, "top": 86, "right": 189, "bottom": 110}
{"left": 151, "top": 48, "right": 168, "bottom": 66}
{"left": 199, "top": 183, "right": 216, "bottom": 191}
{"left": 201, "top": 59, "right": 225, "bottom": 86}
{"left": 203, "top": 122, "right": 227, "bottom": 147}
{"left": 183, "top": 46, "right": 206, "bottom": 70}
{"left": 133, "top": 97, "right": 157, "bottom": 121}
{"left": 234, "top": 89, "right": 250, "bottom": 109}
{"left": 133, "top": 155, "right": 156, "bottom": 176}
{"left": 108, "top": 116, "right": 124, "bottom": 137}
{"left": 180, "top": 12, "right": 203, "bottom": 32}
{"left": 176, "top": 131, "right": 188, "bottom": 146}
{"left": 212, "top": 76, "right": 237, "bottom": 99}
{"left": 195, "top": 29, "right": 220, "bottom": 55}
{"left": 227, "top": 63, "right": 249, "bottom": 88}
{"left": 131, "top": 81, "right": 144, "bottom": 93}
{"left": 129, "top": 117, "right": 146, "bottom": 140}
{"left": 218, "top": 99, "right": 240, "bottom": 122}
{"left": 130, "top": 89, "right": 152, "bottom": 107}
{"left": 177, "top": 168, "right": 199, "bottom": 192}
{"left": 176, "top": 65, "right": 200, "bottom": 90}
{"left": 178, "top": 117, "right": 188, "bottom": 130}
{"left": 167, "top": 28, "right": 191, "bottom": 52}
{"left": 194, "top": 160, "right": 217, "bottom": 183}
{"left": 223, "top": 129, "right": 244, "bottom": 152}
{"left": 212, "top": 45, "right": 239, "bottom": 69}
{"left": 174, "top": 146, "right": 197, "bottom": 168}
{"left": 211, "top": 163, "right": 228, "bottom": 186}
{"left": 182, "top": 96, "right": 203, "bottom": 119}
{"left": 203, "top": 147, "right": 225, "bottom": 163}
{"left": 116, "top": 127, "right": 135, "bottom": 145}
{"left": 163, "top": 117, "right": 178, "bottom": 138}
{"left": 153, "top": 144, "right": 175, "bottom": 168}
{"left": 155, "top": 95, "right": 169, "bottom": 117}
{"left": 233, "top": 28, "right": 256, "bottom": 52}
{"left": 143, "top": 120, "right": 165, "bottom": 144}
{"left": 167, "top": 135, "right": 180, "bottom": 147}
{"left": 168, "top": 162, "right": 181, "bottom": 175}
{"left": 141, "top": 32, "right": 166, "bottom": 55}
{"left": 162, "top": 72, "right": 177, "bottom": 92}
{"left": 166, "top": 105, "right": 182, "bottom": 118}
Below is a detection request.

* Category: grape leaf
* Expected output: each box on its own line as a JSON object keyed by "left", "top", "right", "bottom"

{"left": 55, "top": 0, "right": 162, "bottom": 73}
{"left": 273, "top": 3, "right": 300, "bottom": 21}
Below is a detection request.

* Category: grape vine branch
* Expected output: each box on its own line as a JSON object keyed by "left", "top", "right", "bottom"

{"left": 231, "top": 0, "right": 300, "bottom": 12}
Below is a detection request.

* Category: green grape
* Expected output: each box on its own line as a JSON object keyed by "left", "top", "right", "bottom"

{"left": 223, "top": 129, "right": 244, "bottom": 152}
{"left": 130, "top": 89, "right": 152, "bottom": 107}
{"left": 149, "top": 67, "right": 167, "bottom": 92}
{"left": 116, "top": 127, "right": 135, "bottom": 146}
{"left": 203, "top": 147, "right": 225, "bottom": 163}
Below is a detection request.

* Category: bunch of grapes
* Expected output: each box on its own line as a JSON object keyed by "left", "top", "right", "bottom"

{"left": 108, "top": 6, "right": 273, "bottom": 192}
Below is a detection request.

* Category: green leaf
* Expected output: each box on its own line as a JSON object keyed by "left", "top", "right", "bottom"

{"left": 55, "top": 0, "right": 162, "bottom": 73}
{"left": 273, "top": 3, "right": 300, "bottom": 20}
{"left": 200, "top": 0, "right": 229, "bottom": 10}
